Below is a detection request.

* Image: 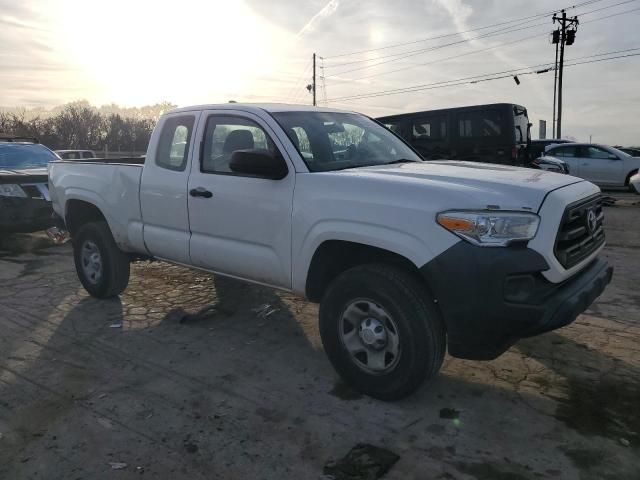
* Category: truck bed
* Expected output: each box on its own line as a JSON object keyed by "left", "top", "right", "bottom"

{"left": 48, "top": 160, "right": 146, "bottom": 253}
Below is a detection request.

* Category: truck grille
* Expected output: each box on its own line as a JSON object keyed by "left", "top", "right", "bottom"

{"left": 554, "top": 194, "right": 605, "bottom": 269}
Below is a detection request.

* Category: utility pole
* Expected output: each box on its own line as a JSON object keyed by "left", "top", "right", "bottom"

{"left": 306, "top": 53, "right": 317, "bottom": 106}
{"left": 552, "top": 10, "right": 578, "bottom": 139}
{"left": 552, "top": 29, "right": 559, "bottom": 138}
{"left": 312, "top": 53, "right": 317, "bottom": 106}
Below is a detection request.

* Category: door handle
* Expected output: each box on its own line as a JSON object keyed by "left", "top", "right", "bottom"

{"left": 189, "top": 187, "right": 213, "bottom": 198}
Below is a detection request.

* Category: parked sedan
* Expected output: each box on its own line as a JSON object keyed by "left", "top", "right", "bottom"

{"left": 544, "top": 143, "right": 640, "bottom": 189}
{"left": 528, "top": 138, "right": 574, "bottom": 161}
{"left": 0, "top": 139, "right": 58, "bottom": 233}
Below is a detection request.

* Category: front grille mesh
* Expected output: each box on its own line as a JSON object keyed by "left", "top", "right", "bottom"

{"left": 554, "top": 194, "right": 605, "bottom": 269}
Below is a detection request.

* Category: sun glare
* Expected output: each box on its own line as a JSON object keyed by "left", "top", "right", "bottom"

{"left": 52, "top": 0, "right": 288, "bottom": 106}
{"left": 369, "top": 24, "right": 385, "bottom": 44}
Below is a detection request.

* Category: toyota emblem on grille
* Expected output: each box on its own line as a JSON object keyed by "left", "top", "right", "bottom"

{"left": 586, "top": 208, "right": 597, "bottom": 233}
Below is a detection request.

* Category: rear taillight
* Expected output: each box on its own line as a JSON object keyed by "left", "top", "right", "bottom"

{"left": 511, "top": 146, "right": 518, "bottom": 159}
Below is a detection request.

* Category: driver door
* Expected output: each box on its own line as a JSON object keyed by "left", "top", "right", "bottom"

{"left": 187, "top": 111, "right": 295, "bottom": 288}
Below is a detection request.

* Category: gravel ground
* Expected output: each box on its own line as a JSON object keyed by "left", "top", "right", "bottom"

{"left": 0, "top": 195, "right": 638, "bottom": 480}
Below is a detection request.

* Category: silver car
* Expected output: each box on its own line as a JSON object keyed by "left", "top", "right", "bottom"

{"left": 544, "top": 143, "right": 640, "bottom": 190}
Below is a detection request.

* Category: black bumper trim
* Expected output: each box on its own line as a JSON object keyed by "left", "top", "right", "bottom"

{"left": 420, "top": 241, "right": 613, "bottom": 360}
{"left": 0, "top": 197, "right": 55, "bottom": 233}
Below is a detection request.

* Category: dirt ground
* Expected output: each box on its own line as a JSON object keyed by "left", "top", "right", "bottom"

{"left": 0, "top": 193, "right": 639, "bottom": 480}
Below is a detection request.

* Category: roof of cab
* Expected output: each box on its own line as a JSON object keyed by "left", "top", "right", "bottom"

{"left": 165, "top": 103, "right": 355, "bottom": 116}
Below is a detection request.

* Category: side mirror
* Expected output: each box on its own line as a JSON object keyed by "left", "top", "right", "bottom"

{"left": 229, "top": 149, "right": 288, "bottom": 180}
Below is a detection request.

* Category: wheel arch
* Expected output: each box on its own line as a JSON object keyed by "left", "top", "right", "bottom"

{"left": 305, "top": 240, "right": 436, "bottom": 303}
{"left": 65, "top": 199, "right": 108, "bottom": 237}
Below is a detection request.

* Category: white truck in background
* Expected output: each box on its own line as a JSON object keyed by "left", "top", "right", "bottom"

{"left": 48, "top": 104, "right": 612, "bottom": 400}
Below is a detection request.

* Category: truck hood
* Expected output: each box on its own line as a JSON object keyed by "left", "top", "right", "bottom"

{"left": 339, "top": 160, "right": 584, "bottom": 211}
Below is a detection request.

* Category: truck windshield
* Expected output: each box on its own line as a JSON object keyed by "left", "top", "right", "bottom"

{"left": 513, "top": 106, "right": 530, "bottom": 144}
{"left": 272, "top": 111, "right": 422, "bottom": 172}
{"left": 0, "top": 143, "right": 58, "bottom": 169}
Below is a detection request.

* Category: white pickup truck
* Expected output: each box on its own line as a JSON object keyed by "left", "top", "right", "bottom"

{"left": 49, "top": 104, "right": 613, "bottom": 400}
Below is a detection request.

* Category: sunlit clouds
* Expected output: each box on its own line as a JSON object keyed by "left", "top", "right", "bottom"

{"left": 1, "top": 0, "right": 639, "bottom": 144}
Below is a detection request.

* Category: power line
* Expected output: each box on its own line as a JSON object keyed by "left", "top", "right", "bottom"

{"left": 319, "top": 57, "right": 328, "bottom": 106}
{"left": 324, "top": 3, "right": 640, "bottom": 84}
{"left": 325, "top": 32, "right": 542, "bottom": 85}
{"left": 322, "top": 0, "right": 639, "bottom": 79}
{"left": 576, "top": 0, "right": 638, "bottom": 16}
{"left": 323, "top": 21, "right": 550, "bottom": 78}
{"left": 323, "top": 21, "right": 547, "bottom": 71}
{"left": 285, "top": 59, "right": 313, "bottom": 103}
{"left": 328, "top": 63, "right": 558, "bottom": 102}
{"left": 322, "top": 0, "right": 608, "bottom": 60}
{"left": 326, "top": 50, "right": 640, "bottom": 102}
{"left": 581, "top": 3, "right": 640, "bottom": 21}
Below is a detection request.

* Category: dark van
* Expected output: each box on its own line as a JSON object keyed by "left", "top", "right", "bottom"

{"left": 377, "top": 103, "right": 531, "bottom": 166}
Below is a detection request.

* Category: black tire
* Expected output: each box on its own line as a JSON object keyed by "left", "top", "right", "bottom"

{"left": 319, "top": 264, "right": 446, "bottom": 401}
{"left": 73, "top": 221, "right": 130, "bottom": 298}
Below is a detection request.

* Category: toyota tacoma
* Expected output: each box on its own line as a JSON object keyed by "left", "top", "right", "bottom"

{"left": 48, "top": 104, "right": 613, "bottom": 400}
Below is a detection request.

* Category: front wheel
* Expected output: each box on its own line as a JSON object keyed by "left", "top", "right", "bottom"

{"left": 73, "top": 221, "right": 130, "bottom": 298}
{"left": 319, "top": 264, "right": 446, "bottom": 400}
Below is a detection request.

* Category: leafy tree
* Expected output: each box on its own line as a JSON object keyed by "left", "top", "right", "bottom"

{"left": 0, "top": 100, "right": 175, "bottom": 153}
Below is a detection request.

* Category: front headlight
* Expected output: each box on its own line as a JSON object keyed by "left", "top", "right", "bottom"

{"left": 0, "top": 184, "right": 27, "bottom": 198}
{"left": 437, "top": 210, "right": 540, "bottom": 247}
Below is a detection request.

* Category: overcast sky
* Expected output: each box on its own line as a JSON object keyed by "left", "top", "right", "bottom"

{"left": 1, "top": 0, "right": 639, "bottom": 144}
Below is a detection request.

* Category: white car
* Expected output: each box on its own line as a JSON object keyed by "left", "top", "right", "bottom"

{"left": 544, "top": 143, "right": 640, "bottom": 190}
{"left": 55, "top": 149, "right": 97, "bottom": 160}
{"left": 48, "top": 104, "right": 613, "bottom": 400}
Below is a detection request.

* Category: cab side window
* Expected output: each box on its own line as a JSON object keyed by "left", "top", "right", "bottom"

{"left": 156, "top": 115, "right": 195, "bottom": 171}
{"left": 201, "top": 115, "right": 281, "bottom": 174}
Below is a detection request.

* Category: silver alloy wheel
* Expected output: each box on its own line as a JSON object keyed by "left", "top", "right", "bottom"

{"left": 81, "top": 240, "right": 103, "bottom": 285}
{"left": 339, "top": 299, "right": 401, "bottom": 373}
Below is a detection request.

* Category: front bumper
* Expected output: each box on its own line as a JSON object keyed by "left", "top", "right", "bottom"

{"left": 0, "top": 196, "right": 55, "bottom": 233}
{"left": 420, "top": 241, "right": 613, "bottom": 360}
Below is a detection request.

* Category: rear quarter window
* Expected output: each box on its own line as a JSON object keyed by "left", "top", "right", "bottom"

{"left": 156, "top": 115, "right": 195, "bottom": 171}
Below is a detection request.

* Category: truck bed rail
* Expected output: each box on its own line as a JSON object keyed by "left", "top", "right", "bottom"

{"left": 53, "top": 156, "right": 146, "bottom": 165}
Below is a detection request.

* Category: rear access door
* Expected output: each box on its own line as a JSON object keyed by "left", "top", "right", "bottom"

{"left": 140, "top": 112, "right": 201, "bottom": 264}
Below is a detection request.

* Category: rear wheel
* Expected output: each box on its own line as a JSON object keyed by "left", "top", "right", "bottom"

{"left": 73, "top": 221, "right": 130, "bottom": 298}
{"left": 319, "top": 264, "right": 446, "bottom": 400}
